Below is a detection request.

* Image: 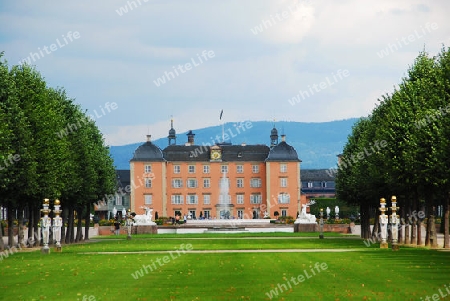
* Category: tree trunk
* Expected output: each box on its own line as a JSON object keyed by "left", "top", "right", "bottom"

{"left": 17, "top": 204, "right": 24, "bottom": 248}
{"left": 425, "top": 202, "right": 432, "bottom": 246}
{"left": 0, "top": 218, "right": 5, "bottom": 251}
{"left": 360, "top": 202, "right": 370, "bottom": 239}
{"left": 444, "top": 192, "right": 449, "bottom": 249}
{"left": 7, "top": 205, "right": 14, "bottom": 248}
{"left": 61, "top": 206, "right": 68, "bottom": 243}
{"left": 27, "top": 207, "right": 34, "bottom": 247}
{"left": 417, "top": 204, "right": 423, "bottom": 246}
{"left": 65, "top": 206, "right": 74, "bottom": 244}
{"left": 33, "top": 206, "right": 41, "bottom": 246}
{"left": 371, "top": 211, "right": 380, "bottom": 239}
{"left": 84, "top": 202, "right": 91, "bottom": 241}
{"left": 404, "top": 205, "right": 410, "bottom": 244}
{"left": 75, "top": 207, "right": 83, "bottom": 242}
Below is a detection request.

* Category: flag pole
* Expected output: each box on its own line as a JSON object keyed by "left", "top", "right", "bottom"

{"left": 220, "top": 110, "right": 224, "bottom": 143}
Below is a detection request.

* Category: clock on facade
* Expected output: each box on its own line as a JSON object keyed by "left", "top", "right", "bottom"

{"left": 211, "top": 150, "right": 221, "bottom": 160}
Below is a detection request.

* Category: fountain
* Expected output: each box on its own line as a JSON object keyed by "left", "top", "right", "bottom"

{"left": 130, "top": 206, "right": 157, "bottom": 235}
{"left": 218, "top": 171, "right": 231, "bottom": 219}
{"left": 294, "top": 201, "right": 318, "bottom": 232}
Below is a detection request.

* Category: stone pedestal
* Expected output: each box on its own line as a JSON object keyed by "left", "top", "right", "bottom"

{"left": 294, "top": 223, "right": 317, "bottom": 232}
{"left": 55, "top": 246, "right": 62, "bottom": 252}
{"left": 380, "top": 242, "right": 388, "bottom": 249}
{"left": 41, "top": 246, "right": 50, "bottom": 254}
{"left": 132, "top": 225, "right": 158, "bottom": 234}
{"left": 392, "top": 244, "right": 399, "bottom": 251}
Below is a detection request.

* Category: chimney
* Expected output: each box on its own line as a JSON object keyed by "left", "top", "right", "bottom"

{"left": 187, "top": 130, "right": 195, "bottom": 145}
{"left": 146, "top": 135, "right": 151, "bottom": 142}
{"left": 281, "top": 134, "right": 286, "bottom": 142}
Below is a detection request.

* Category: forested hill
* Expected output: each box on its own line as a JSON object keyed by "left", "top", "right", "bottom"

{"left": 109, "top": 118, "right": 359, "bottom": 170}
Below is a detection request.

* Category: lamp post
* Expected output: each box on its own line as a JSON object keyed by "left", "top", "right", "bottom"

{"left": 53, "top": 199, "right": 62, "bottom": 252}
{"left": 319, "top": 208, "right": 324, "bottom": 239}
{"left": 379, "top": 198, "right": 389, "bottom": 248}
{"left": 40, "top": 199, "right": 51, "bottom": 254}
{"left": 390, "top": 196, "right": 399, "bottom": 251}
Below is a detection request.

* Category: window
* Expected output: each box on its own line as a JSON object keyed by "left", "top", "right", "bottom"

{"left": 281, "top": 209, "right": 287, "bottom": 217}
{"left": 252, "top": 165, "right": 259, "bottom": 173}
{"left": 203, "top": 178, "right": 210, "bottom": 188}
{"left": 237, "top": 210, "right": 244, "bottom": 219}
{"left": 221, "top": 165, "right": 228, "bottom": 173}
{"left": 115, "top": 195, "right": 122, "bottom": 206}
{"left": 236, "top": 178, "right": 244, "bottom": 188}
{"left": 307, "top": 182, "right": 313, "bottom": 188}
{"left": 236, "top": 165, "right": 243, "bottom": 173}
{"left": 188, "top": 165, "right": 195, "bottom": 173}
{"left": 144, "top": 165, "right": 152, "bottom": 173}
{"left": 188, "top": 210, "right": 196, "bottom": 219}
{"left": 280, "top": 178, "right": 287, "bottom": 188}
{"left": 278, "top": 193, "right": 290, "bottom": 204}
{"left": 144, "top": 194, "right": 152, "bottom": 205}
{"left": 280, "top": 164, "right": 287, "bottom": 173}
{"left": 322, "top": 181, "right": 327, "bottom": 188}
{"left": 171, "top": 195, "right": 183, "bottom": 204}
{"left": 203, "top": 210, "right": 211, "bottom": 219}
{"left": 145, "top": 178, "right": 152, "bottom": 188}
{"left": 187, "top": 195, "right": 198, "bottom": 204}
{"left": 187, "top": 179, "right": 198, "bottom": 188}
{"left": 236, "top": 194, "right": 244, "bottom": 204}
{"left": 250, "top": 194, "right": 262, "bottom": 204}
{"left": 172, "top": 179, "right": 183, "bottom": 188}
{"left": 203, "top": 165, "right": 210, "bottom": 174}
{"left": 174, "top": 165, "right": 180, "bottom": 174}
{"left": 250, "top": 178, "right": 262, "bottom": 188}
{"left": 219, "top": 194, "right": 231, "bottom": 204}
{"left": 203, "top": 194, "right": 211, "bottom": 205}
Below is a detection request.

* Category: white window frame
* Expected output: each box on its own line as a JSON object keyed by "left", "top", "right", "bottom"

{"left": 145, "top": 178, "right": 152, "bottom": 188}
{"left": 144, "top": 164, "right": 152, "bottom": 173}
{"left": 307, "top": 182, "right": 313, "bottom": 188}
{"left": 221, "top": 165, "right": 228, "bottom": 173}
{"left": 203, "top": 210, "right": 211, "bottom": 219}
{"left": 187, "top": 178, "right": 198, "bottom": 188}
{"left": 172, "top": 179, "right": 183, "bottom": 188}
{"left": 173, "top": 165, "right": 181, "bottom": 174}
{"left": 203, "top": 165, "right": 210, "bottom": 174}
{"left": 203, "top": 194, "right": 211, "bottom": 205}
{"left": 236, "top": 165, "right": 243, "bottom": 173}
{"left": 252, "top": 165, "right": 259, "bottom": 173}
{"left": 203, "top": 178, "right": 210, "bottom": 188}
{"left": 144, "top": 194, "right": 152, "bottom": 205}
{"left": 280, "top": 178, "right": 287, "bottom": 188}
{"left": 281, "top": 209, "right": 287, "bottom": 217}
{"left": 187, "top": 195, "right": 198, "bottom": 204}
{"left": 236, "top": 178, "right": 244, "bottom": 188}
{"left": 250, "top": 194, "right": 262, "bottom": 204}
{"left": 278, "top": 193, "right": 290, "bottom": 204}
{"left": 280, "top": 164, "right": 287, "bottom": 173}
{"left": 188, "top": 165, "right": 196, "bottom": 173}
{"left": 250, "top": 178, "right": 261, "bottom": 188}
{"left": 237, "top": 210, "right": 244, "bottom": 219}
{"left": 236, "top": 194, "right": 244, "bottom": 204}
{"left": 171, "top": 195, "right": 183, "bottom": 204}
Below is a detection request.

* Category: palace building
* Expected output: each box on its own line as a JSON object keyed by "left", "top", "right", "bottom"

{"left": 129, "top": 121, "right": 302, "bottom": 220}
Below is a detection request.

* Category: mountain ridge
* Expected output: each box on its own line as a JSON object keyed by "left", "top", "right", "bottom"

{"left": 109, "top": 118, "right": 359, "bottom": 170}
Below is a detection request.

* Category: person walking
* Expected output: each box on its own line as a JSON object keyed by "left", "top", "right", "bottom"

{"left": 114, "top": 218, "right": 121, "bottom": 235}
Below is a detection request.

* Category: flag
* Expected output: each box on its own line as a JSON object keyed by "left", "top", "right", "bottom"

{"left": 219, "top": 109, "right": 223, "bottom": 120}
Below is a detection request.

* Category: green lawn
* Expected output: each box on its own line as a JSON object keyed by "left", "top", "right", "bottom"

{"left": 1, "top": 233, "right": 449, "bottom": 301}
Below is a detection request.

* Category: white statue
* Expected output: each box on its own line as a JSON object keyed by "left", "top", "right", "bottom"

{"left": 295, "top": 201, "right": 317, "bottom": 224}
{"left": 326, "top": 207, "right": 331, "bottom": 219}
{"left": 335, "top": 206, "right": 339, "bottom": 215}
{"left": 263, "top": 211, "right": 269, "bottom": 218}
{"left": 132, "top": 206, "right": 156, "bottom": 226}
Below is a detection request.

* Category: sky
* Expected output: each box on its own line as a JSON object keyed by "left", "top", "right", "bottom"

{"left": 1, "top": 0, "right": 449, "bottom": 146}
